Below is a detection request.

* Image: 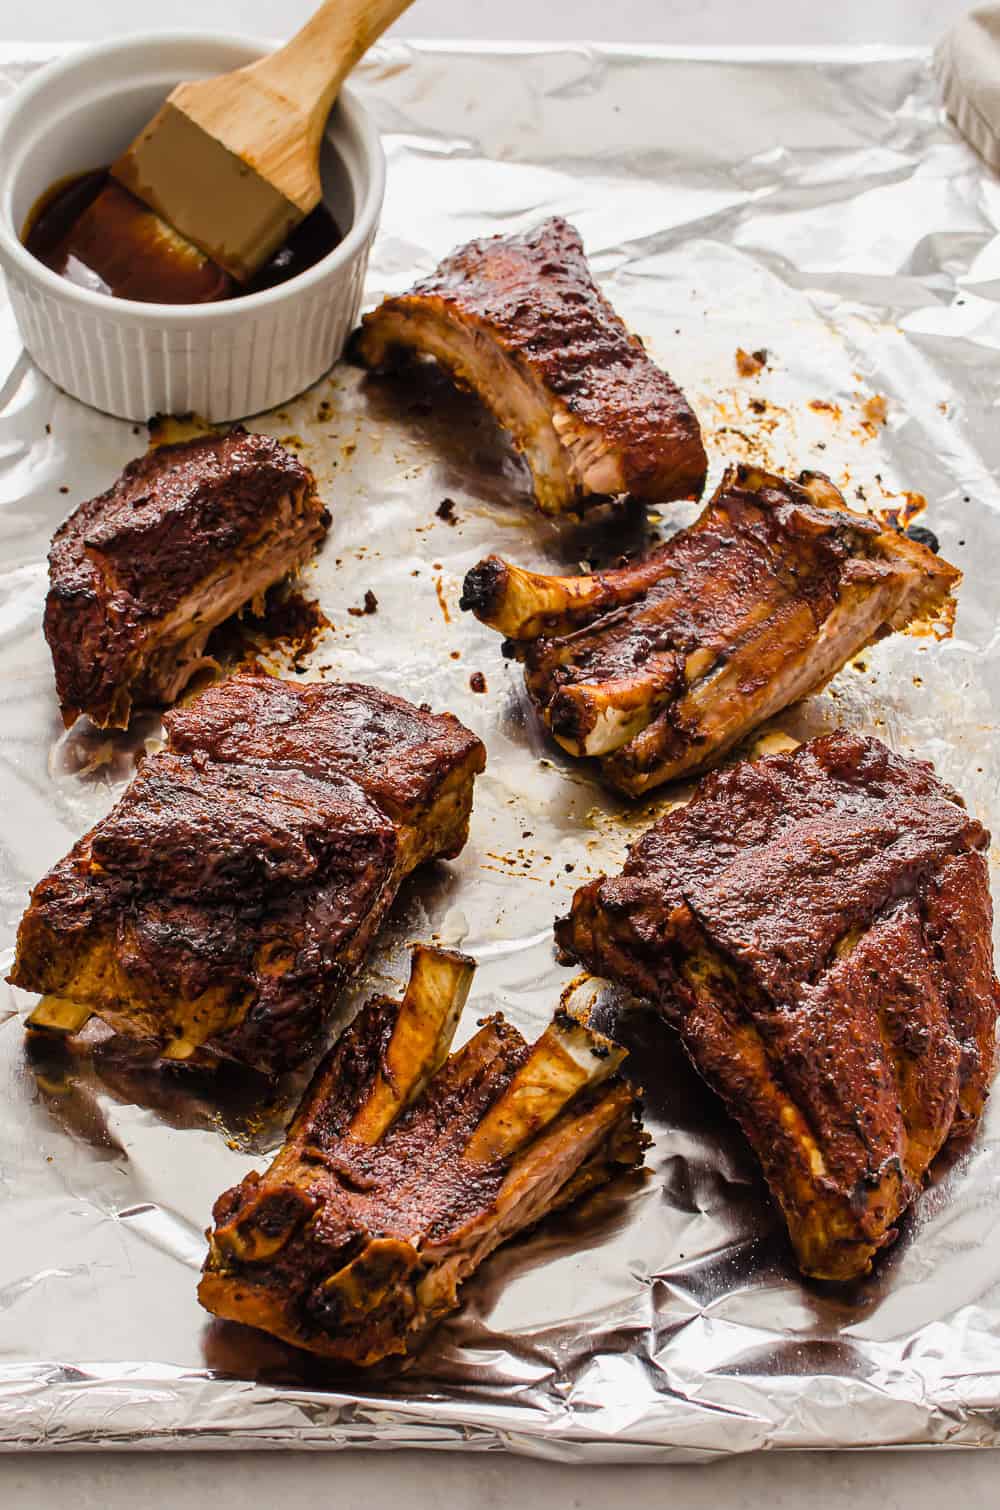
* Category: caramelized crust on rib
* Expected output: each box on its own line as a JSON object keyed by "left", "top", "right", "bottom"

{"left": 9, "top": 678, "right": 485, "bottom": 1073}
{"left": 462, "top": 464, "right": 960, "bottom": 795}
{"left": 199, "top": 947, "right": 646, "bottom": 1363}
{"left": 557, "top": 733, "right": 1000, "bottom": 1281}
{"left": 356, "top": 217, "right": 707, "bottom": 514}
{"left": 45, "top": 428, "right": 330, "bottom": 729}
{"left": 164, "top": 676, "right": 478, "bottom": 848}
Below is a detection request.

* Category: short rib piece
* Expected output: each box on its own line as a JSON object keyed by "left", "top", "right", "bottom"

{"left": 461, "top": 465, "right": 960, "bottom": 795}
{"left": 557, "top": 733, "right": 1000, "bottom": 1281}
{"left": 45, "top": 428, "right": 330, "bottom": 729}
{"left": 355, "top": 217, "right": 707, "bottom": 515}
{"left": 9, "top": 677, "right": 485, "bottom": 1073}
{"left": 199, "top": 946, "right": 646, "bottom": 1363}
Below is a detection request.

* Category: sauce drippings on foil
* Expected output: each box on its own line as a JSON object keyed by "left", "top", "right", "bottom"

{"left": 22, "top": 168, "right": 342, "bottom": 305}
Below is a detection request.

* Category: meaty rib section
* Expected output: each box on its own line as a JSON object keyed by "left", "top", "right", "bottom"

{"left": 199, "top": 946, "right": 646, "bottom": 1363}
{"left": 9, "top": 677, "right": 485, "bottom": 1074}
{"left": 355, "top": 217, "right": 707, "bottom": 515}
{"left": 45, "top": 428, "right": 330, "bottom": 729}
{"left": 462, "top": 465, "right": 960, "bottom": 795}
{"left": 163, "top": 675, "right": 479, "bottom": 865}
{"left": 556, "top": 733, "right": 1000, "bottom": 1281}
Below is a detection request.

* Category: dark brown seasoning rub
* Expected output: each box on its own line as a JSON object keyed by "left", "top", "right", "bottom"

{"left": 10, "top": 677, "right": 485, "bottom": 1074}
{"left": 557, "top": 732, "right": 1000, "bottom": 1282}
{"left": 355, "top": 217, "right": 707, "bottom": 515}
{"left": 735, "top": 347, "right": 768, "bottom": 376}
{"left": 44, "top": 427, "right": 330, "bottom": 729}
{"left": 348, "top": 590, "right": 379, "bottom": 617}
{"left": 461, "top": 464, "right": 960, "bottom": 796}
{"left": 199, "top": 946, "right": 645, "bottom": 1363}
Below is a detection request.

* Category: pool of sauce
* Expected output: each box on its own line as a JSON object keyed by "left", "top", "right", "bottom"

{"left": 23, "top": 168, "right": 343, "bottom": 305}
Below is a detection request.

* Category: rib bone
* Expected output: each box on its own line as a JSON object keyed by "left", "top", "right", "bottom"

{"left": 462, "top": 463, "right": 960, "bottom": 795}
{"left": 347, "top": 945, "right": 476, "bottom": 1145}
{"left": 199, "top": 950, "right": 645, "bottom": 1363}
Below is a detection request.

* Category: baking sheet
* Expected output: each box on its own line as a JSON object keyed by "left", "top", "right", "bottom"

{"left": 1, "top": 39, "right": 1000, "bottom": 1461}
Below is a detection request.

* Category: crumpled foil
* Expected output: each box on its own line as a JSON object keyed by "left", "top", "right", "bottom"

{"left": 1, "top": 39, "right": 999, "bottom": 1461}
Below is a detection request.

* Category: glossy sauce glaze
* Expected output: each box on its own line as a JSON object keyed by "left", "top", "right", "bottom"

{"left": 23, "top": 168, "right": 343, "bottom": 305}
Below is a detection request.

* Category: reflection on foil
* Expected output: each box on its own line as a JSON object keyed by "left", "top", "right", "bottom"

{"left": 0, "top": 40, "right": 999, "bottom": 1460}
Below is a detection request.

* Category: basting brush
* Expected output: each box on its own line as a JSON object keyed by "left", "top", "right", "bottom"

{"left": 80, "top": 0, "right": 413, "bottom": 299}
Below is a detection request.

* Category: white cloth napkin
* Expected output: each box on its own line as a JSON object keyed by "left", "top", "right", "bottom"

{"left": 936, "top": 6, "right": 1000, "bottom": 170}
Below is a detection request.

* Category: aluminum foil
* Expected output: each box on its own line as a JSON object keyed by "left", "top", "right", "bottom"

{"left": 1, "top": 39, "right": 1000, "bottom": 1461}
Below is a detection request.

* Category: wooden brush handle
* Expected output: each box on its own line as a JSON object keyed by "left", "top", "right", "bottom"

{"left": 164, "top": 0, "right": 415, "bottom": 220}
{"left": 254, "top": 0, "right": 414, "bottom": 135}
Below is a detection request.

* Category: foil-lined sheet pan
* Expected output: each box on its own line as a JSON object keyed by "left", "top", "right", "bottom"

{"left": 1, "top": 40, "right": 1000, "bottom": 1461}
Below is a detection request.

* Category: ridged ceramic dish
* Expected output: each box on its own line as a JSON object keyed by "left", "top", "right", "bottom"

{"left": 0, "top": 34, "right": 385, "bottom": 421}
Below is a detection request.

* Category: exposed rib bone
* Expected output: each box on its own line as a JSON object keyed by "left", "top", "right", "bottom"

{"left": 26, "top": 996, "right": 93, "bottom": 1034}
{"left": 459, "top": 550, "right": 674, "bottom": 641}
{"left": 199, "top": 953, "right": 644, "bottom": 1363}
{"left": 464, "top": 1012, "right": 626, "bottom": 1164}
{"left": 463, "top": 463, "right": 960, "bottom": 795}
{"left": 347, "top": 945, "right": 475, "bottom": 1145}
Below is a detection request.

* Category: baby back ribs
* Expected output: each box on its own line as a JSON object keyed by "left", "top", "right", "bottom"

{"left": 461, "top": 465, "right": 960, "bottom": 795}
{"left": 199, "top": 945, "right": 646, "bottom": 1364}
{"left": 9, "top": 677, "right": 485, "bottom": 1074}
{"left": 557, "top": 732, "right": 1000, "bottom": 1281}
{"left": 45, "top": 427, "right": 330, "bottom": 729}
{"left": 355, "top": 217, "right": 707, "bottom": 515}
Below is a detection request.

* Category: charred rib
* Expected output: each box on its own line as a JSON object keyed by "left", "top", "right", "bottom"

{"left": 198, "top": 947, "right": 645, "bottom": 1363}
{"left": 462, "top": 464, "right": 960, "bottom": 795}
{"left": 45, "top": 427, "right": 330, "bottom": 729}
{"left": 9, "top": 677, "right": 485, "bottom": 1074}
{"left": 556, "top": 732, "right": 999, "bottom": 1281}
{"left": 356, "top": 217, "right": 707, "bottom": 515}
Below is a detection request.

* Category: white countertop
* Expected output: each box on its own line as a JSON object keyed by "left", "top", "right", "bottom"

{"left": 1, "top": 1440, "right": 998, "bottom": 1508}
{"left": 2, "top": 1, "right": 996, "bottom": 1505}
{"left": 0, "top": 0, "right": 975, "bottom": 45}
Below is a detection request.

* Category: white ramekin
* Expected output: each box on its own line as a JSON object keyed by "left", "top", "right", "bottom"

{"left": 0, "top": 34, "right": 385, "bottom": 422}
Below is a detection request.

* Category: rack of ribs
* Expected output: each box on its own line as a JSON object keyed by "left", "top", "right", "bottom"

{"left": 556, "top": 732, "right": 1000, "bottom": 1282}
{"left": 199, "top": 945, "right": 646, "bottom": 1364}
{"left": 461, "top": 464, "right": 960, "bottom": 796}
{"left": 45, "top": 427, "right": 330, "bottom": 729}
{"left": 354, "top": 216, "right": 707, "bottom": 515}
{"left": 9, "top": 677, "right": 485, "bottom": 1074}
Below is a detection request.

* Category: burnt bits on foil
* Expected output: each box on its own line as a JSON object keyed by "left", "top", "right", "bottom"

{"left": 0, "top": 40, "right": 999, "bottom": 1459}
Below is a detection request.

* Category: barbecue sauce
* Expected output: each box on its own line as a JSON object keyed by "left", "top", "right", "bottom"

{"left": 23, "top": 168, "right": 342, "bottom": 305}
